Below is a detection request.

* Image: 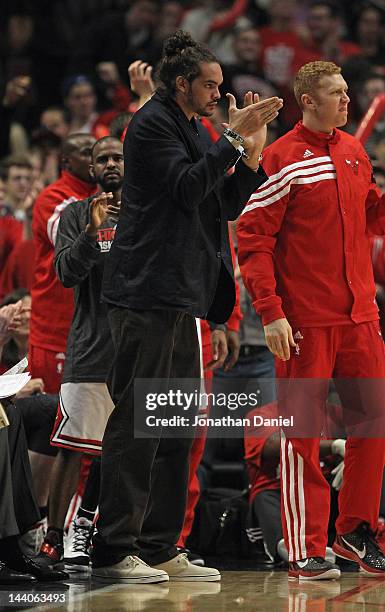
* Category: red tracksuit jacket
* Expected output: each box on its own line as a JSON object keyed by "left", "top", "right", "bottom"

{"left": 30, "top": 171, "right": 96, "bottom": 352}
{"left": 237, "top": 121, "right": 385, "bottom": 328}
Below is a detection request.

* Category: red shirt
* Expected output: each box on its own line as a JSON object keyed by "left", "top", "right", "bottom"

{"left": 0, "top": 215, "right": 23, "bottom": 277}
{"left": 259, "top": 27, "right": 305, "bottom": 87}
{"left": 0, "top": 239, "right": 35, "bottom": 299}
{"left": 237, "top": 121, "right": 384, "bottom": 328}
{"left": 30, "top": 171, "right": 96, "bottom": 352}
{"left": 296, "top": 41, "right": 361, "bottom": 71}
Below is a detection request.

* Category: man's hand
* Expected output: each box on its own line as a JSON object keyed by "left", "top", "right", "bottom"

{"left": 0, "top": 302, "right": 23, "bottom": 348}
{"left": 264, "top": 317, "right": 297, "bottom": 361}
{"left": 331, "top": 461, "right": 344, "bottom": 491}
{"left": 3, "top": 76, "right": 31, "bottom": 108}
{"left": 206, "top": 329, "right": 228, "bottom": 371}
{"left": 85, "top": 193, "right": 120, "bottom": 237}
{"left": 227, "top": 92, "right": 282, "bottom": 140}
{"left": 225, "top": 92, "right": 282, "bottom": 169}
{"left": 224, "top": 329, "right": 240, "bottom": 371}
{"left": 331, "top": 438, "right": 346, "bottom": 458}
{"left": 16, "top": 378, "right": 45, "bottom": 399}
{"left": 128, "top": 60, "right": 155, "bottom": 105}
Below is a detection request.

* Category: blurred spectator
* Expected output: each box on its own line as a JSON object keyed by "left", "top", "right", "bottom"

{"left": 0, "top": 14, "right": 35, "bottom": 83}
{"left": 221, "top": 26, "right": 277, "bottom": 106}
{"left": 29, "top": 133, "right": 96, "bottom": 395}
{"left": 40, "top": 107, "right": 70, "bottom": 140}
{"left": 258, "top": 0, "right": 304, "bottom": 88}
{"left": 354, "top": 74, "right": 385, "bottom": 158}
{"left": 0, "top": 289, "right": 32, "bottom": 374}
{"left": 94, "top": 61, "right": 131, "bottom": 112}
{"left": 109, "top": 112, "right": 133, "bottom": 140}
{"left": 153, "top": 1, "right": 185, "bottom": 49}
{"left": 29, "top": 130, "right": 62, "bottom": 185}
{"left": 181, "top": 0, "right": 251, "bottom": 63}
{"left": 304, "top": 1, "right": 361, "bottom": 64}
{"left": 353, "top": 3, "right": 385, "bottom": 72}
{"left": 0, "top": 178, "right": 43, "bottom": 300}
{"left": 63, "top": 76, "right": 98, "bottom": 135}
{"left": 0, "top": 154, "right": 33, "bottom": 220}
{"left": 0, "top": 76, "right": 31, "bottom": 157}
{"left": 68, "top": 0, "right": 161, "bottom": 80}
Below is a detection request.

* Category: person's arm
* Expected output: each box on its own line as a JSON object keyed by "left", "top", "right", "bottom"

{"left": 128, "top": 60, "right": 155, "bottom": 109}
{"left": 133, "top": 95, "right": 282, "bottom": 212}
{"left": 208, "top": 0, "right": 249, "bottom": 32}
{"left": 54, "top": 195, "right": 119, "bottom": 288}
{"left": 0, "top": 76, "right": 31, "bottom": 157}
{"left": 236, "top": 149, "right": 289, "bottom": 325}
{"left": 236, "top": 149, "right": 299, "bottom": 361}
{"left": 358, "top": 147, "right": 385, "bottom": 235}
{"left": 365, "top": 180, "right": 385, "bottom": 236}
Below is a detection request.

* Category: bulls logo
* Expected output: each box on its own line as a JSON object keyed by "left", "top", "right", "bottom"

{"left": 345, "top": 158, "right": 359, "bottom": 175}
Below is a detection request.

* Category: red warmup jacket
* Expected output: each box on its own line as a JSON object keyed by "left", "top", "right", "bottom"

{"left": 30, "top": 171, "right": 96, "bottom": 352}
{"left": 237, "top": 121, "right": 385, "bottom": 328}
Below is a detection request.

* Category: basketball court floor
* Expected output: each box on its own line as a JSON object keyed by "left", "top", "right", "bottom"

{"left": 3, "top": 568, "right": 385, "bottom": 611}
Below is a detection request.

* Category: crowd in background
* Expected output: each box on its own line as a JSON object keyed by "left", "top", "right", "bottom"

{"left": 2, "top": 0, "right": 385, "bottom": 577}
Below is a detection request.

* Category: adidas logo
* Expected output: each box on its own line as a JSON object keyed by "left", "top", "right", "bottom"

{"left": 303, "top": 149, "right": 314, "bottom": 158}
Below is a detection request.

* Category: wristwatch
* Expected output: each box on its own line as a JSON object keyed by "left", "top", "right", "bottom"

{"left": 223, "top": 128, "right": 249, "bottom": 159}
{"left": 223, "top": 127, "right": 245, "bottom": 146}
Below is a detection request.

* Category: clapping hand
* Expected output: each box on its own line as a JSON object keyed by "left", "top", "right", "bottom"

{"left": 225, "top": 91, "right": 283, "bottom": 169}
{"left": 86, "top": 193, "right": 121, "bottom": 237}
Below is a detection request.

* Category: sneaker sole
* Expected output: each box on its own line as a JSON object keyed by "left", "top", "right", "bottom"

{"left": 91, "top": 573, "right": 169, "bottom": 584}
{"left": 34, "top": 561, "right": 65, "bottom": 571}
{"left": 333, "top": 543, "right": 385, "bottom": 577}
{"left": 168, "top": 573, "right": 221, "bottom": 582}
{"left": 65, "top": 563, "right": 90, "bottom": 572}
{"left": 289, "top": 568, "right": 341, "bottom": 581}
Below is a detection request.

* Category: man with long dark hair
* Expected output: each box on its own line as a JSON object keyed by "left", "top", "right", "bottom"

{"left": 92, "top": 29, "right": 282, "bottom": 583}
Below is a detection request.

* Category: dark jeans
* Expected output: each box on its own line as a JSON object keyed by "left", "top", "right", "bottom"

{"left": 92, "top": 308, "right": 200, "bottom": 567}
{"left": 0, "top": 401, "right": 40, "bottom": 540}
{"left": 214, "top": 345, "right": 276, "bottom": 411}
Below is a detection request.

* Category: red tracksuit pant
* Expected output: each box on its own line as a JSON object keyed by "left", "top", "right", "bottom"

{"left": 276, "top": 321, "right": 385, "bottom": 561}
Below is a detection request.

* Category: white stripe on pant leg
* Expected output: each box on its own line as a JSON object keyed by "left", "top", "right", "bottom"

{"left": 281, "top": 434, "right": 294, "bottom": 561}
{"left": 297, "top": 453, "right": 307, "bottom": 559}
{"left": 288, "top": 442, "right": 300, "bottom": 560}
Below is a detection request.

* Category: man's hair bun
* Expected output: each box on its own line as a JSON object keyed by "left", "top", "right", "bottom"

{"left": 157, "top": 30, "right": 218, "bottom": 95}
{"left": 163, "top": 30, "right": 196, "bottom": 57}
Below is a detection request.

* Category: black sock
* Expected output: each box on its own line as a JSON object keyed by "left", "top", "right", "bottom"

{"left": 79, "top": 456, "right": 101, "bottom": 513}
{"left": 45, "top": 527, "right": 64, "bottom": 547}
{"left": 39, "top": 506, "right": 48, "bottom": 520}
{"left": 76, "top": 507, "right": 95, "bottom": 522}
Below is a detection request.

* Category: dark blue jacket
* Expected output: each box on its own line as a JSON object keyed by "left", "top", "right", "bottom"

{"left": 102, "top": 91, "right": 267, "bottom": 323}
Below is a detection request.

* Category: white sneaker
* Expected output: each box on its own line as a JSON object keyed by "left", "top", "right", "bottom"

{"left": 92, "top": 555, "right": 169, "bottom": 583}
{"left": 19, "top": 518, "right": 47, "bottom": 557}
{"left": 64, "top": 516, "right": 93, "bottom": 571}
{"left": 152, "top": 553, "right": 221, "bottom": 582}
